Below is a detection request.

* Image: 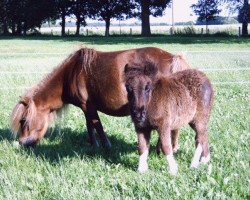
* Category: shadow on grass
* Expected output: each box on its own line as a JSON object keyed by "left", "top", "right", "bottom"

{"left": 0, "top": 35, "right": 249, "bottom": 45}
{"left": 0, "top": 127, "right": 137, "bottom": 169}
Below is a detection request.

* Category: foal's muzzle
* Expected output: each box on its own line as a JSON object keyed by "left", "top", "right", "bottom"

{"left": 133, "top": 107, "right": 146, "bottom": 122}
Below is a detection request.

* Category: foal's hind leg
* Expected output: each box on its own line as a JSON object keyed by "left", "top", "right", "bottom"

{"left": 189, "top": 122, "right": 210, "bottom": 168}
{"left": 156, "top": 129, "right": 179, "bottom": 155}
{"left": 171, "top": 129, "right": 179, "bottom": 153}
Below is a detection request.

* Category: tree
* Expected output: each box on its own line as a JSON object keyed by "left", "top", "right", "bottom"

{"left": 90, "top": 0, "right": 135, "bottom": 37}
{"left": 238, "top": 0, "right": 250, "bottom": 35}
{"left": 134, "top": 0, "right": 170, "bottom": 36}
{"left": 191, "top": 0, "right": 221, "bottom": 34}
{"left": 223, "top": 0, "right": 249, "bottom": 36}
{"left": 69, "top": 0, "right": 89, "bottom": 36}
{"left": 0, "top": 0, "right": 56, "bottom": 35}
{"left": 55, "top": 0, "right": 71, "bottom": 36}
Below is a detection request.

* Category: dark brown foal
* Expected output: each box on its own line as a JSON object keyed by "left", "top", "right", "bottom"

{"left": 124, "top": 63, "right": 214, "bottom": 175}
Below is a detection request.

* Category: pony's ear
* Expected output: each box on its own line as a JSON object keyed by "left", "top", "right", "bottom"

{"left": 144, "top": 62, "right": 158, "bottom": 77}
{"left": 19, "top": 96, "right": 29, "bottom": 106}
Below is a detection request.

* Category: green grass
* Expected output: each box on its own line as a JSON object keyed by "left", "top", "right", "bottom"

{"left": 0, "top": 36, "right": 249, "bottom": 199}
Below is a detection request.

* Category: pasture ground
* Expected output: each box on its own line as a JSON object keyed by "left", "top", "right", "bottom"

{"left": 0, "top": 36, "right": 249, "bottom": 199}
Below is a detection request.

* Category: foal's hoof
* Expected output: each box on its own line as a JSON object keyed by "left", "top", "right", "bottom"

{"left": 138, "top": 164, "right": 148, "bottom": 173}
{"left": 173, "top": 145, "right": 179, "bottom": 153}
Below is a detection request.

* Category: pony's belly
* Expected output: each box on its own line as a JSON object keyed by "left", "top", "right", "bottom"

{"left": 97, "top": 103, "right": 130, "bottom": 116}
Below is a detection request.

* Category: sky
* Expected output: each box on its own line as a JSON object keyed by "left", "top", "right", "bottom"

{"left": 150, "top": 0, "right": 231, "bottom": 24}
{"left": 79, "top": 0, "right": 232, "bottom": 25}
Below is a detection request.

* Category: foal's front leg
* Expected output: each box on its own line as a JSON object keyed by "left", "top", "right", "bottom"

{"left": 158, "top": 125, "right": 178, "bottom": 175}
{"left": 137, "top": 128, "right": 151, "bottom": 173}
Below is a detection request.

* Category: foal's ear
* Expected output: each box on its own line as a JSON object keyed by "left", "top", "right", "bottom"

{"left": 144, "top": 62, "right": 158, "bottom": 77}
{"left": 124, "top": 64, "right": 130, "bottom": 74}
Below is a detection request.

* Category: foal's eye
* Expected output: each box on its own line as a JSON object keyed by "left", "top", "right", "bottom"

{"left": 125, "top": 85, "right": 133, "bottom": 93}
{"left": 145, "top": 84, "right": 151, "bottom": 92}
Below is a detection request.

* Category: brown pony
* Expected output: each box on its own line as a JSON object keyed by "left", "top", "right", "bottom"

{"left": 11, "top": 47, "right": 191, "bottom": 148}
{"left": 124, "top": 63, "right": 214, "bottom": 175}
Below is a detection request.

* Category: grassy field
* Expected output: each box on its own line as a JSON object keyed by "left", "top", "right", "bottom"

{"left": 0, "top": 36, "right": 249, "bottom": 199}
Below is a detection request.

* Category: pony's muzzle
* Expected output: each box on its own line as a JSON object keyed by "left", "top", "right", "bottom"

{"left": 19, "top": 137, "right": 38, "bottom": 148}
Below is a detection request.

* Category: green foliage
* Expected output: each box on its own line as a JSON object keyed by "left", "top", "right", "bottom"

{"left": 191, "top": 0, "right": 221, "bottom": 24}
{"left": 0, "top": 36, "right": 249, "bottom": 199}
{"left": 174, "top": 26, "right": 196, "bottom": 35}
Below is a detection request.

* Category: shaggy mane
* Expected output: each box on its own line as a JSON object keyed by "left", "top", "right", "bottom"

{"left": 10, "top": 47, "right": 97, "bottom": 136}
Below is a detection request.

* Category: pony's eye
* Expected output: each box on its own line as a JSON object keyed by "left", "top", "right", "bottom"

{"left": 20, "top": 118, "right": 26, "bottom": 125}
{"left": 145, "top": 84, "right": 151, "bottom": 92}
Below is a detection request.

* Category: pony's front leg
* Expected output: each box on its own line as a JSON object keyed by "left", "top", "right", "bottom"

{"left": 85, "top": 113, "right": 99, "bottom": 147}
{"left": 137, "top": 128, "right": 151, "bottom": 173}
{"left": 85, "top": 102, "right": 111, "bottom": 148}
{"left": 158, "top": 126, "right": 178, "bottom": 175}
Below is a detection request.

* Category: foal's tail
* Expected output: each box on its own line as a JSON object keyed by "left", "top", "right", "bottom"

{"left": 170, "top": 53, "right": 191, "bottom": 73}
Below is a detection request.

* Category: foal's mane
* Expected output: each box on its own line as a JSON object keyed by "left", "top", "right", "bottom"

{"left": 10, "top": 47, "right": 97, "bottom": 135}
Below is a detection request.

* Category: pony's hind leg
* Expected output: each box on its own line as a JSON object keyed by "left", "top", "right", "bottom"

{"left": 189, "top": 122, "right": 210, "bottom": 168}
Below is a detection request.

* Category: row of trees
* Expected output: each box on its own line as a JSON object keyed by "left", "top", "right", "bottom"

{"left": 0, "top": 0, "right": 249, "bottom": 36}
{"left": 0, "top": 0, "right": 170, "bottom": 36}
{"left": 191, "top": 0, "right": 249, "bottom": 35}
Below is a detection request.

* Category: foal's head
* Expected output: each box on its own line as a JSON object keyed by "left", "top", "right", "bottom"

{"left": 11, "top": 95, "right": 54, "bottom": 147}
{"left": 124, "top": 62, "right": 158, "bottom": 126}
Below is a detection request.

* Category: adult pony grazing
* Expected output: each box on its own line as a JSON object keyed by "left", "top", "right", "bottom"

{"left": 124, "top": 63, "right": 214, "bottom": 175}
{"left": 11, "top": 47, "right": 191, "bottom": 148}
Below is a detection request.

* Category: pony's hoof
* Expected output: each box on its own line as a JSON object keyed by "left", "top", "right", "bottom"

{"left": 201, "top": 153, "right": 210, "bottom": 164}
{"left": 138, "top": 164, "right": 148, "bottom": 173}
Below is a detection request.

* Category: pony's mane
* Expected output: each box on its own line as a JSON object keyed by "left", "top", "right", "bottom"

{"left": 10, "top": 47, "right": 97, "bottom": 136}
{"left": 33, "top": 47, "right": 97, "bottom": 97}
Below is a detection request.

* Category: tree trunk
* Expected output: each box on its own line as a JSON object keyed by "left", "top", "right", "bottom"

{"left": 3, "top": 19, "right": 9, "bottom": 35}
{"left": 242, "top": 0, "right": 249, "bottom": 36}
{"left": 242, "top": 21, "right": 248, "bottom": 36}
{"left": 141, "top": 0, "right": 151, "bottom": 36}
{"left": 206, "top": 19, "right": 208, "bottom": 34}
{"left": 105, "top": 18, "right": 110, "bottom": 37}
{"left": 61, "top": 9, "right": 66, "bottom": 36}
{"left": 16, "top": 21, "right": 22, "bottom": 35}
{"left": 23, "top": 21, "right": 27, "bottom": 35}
{"left": 11, "top": 21, "right": 16, "bottom": 35}
{"left": 75, "top": 17, "right": 80, "bottom": 36}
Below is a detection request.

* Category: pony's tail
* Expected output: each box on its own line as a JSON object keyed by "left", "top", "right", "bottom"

{"left": 170, "top": 53, "right": 191, "bottom": 73}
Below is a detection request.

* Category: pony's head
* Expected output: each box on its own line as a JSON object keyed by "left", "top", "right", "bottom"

{"left": 11, "top": 95, "right": 54, "bottom": 147}
{"left": 124, "top": 62, "right": 158, "bottom": 127}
